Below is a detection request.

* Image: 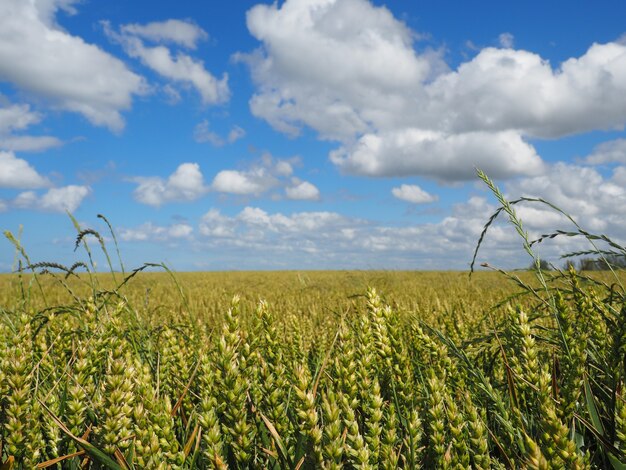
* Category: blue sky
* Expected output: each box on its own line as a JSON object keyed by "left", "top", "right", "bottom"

{"left": 1, "top": 0, "right": 626, "bottom": 271}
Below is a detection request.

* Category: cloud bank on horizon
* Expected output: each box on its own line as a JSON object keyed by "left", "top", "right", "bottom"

{"left": 1, "top": 0, "right": 625, "bottom": 270}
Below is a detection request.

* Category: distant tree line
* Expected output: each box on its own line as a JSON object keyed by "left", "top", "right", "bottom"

{"left": 529, "top": 254, "right": 626, "bottom": 271}
{"left": 571, "top": 254, "right": 626, "bottom": 271}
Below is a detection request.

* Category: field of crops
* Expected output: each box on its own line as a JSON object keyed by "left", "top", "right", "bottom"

{"left": 1, "top": 257, "right": 626, "bottom": 469}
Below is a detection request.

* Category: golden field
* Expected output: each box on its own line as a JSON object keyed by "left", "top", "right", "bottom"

{"left": 1, "top": 265, "right": 625, "bottom": 469}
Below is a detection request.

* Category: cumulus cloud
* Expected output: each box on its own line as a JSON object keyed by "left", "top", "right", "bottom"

{"left": 133, "top": 163, "right": 209, "bottom": 206}
{"left": 106, "top": 21, "right": 229, "bottom": 105}
{"left": 285, "top": 180, "right": 320, "bottom": 200}
{"left": 330, "top": 129, "right": 544, "bottom": 180}
{"left": 212, "top": 168, "right": 277, "bottom": 195}
{"left": 120, "top": 19, "right": 208, "bottom": 49}
{"left": 613, "top": 166, "right": 626, "bottom": 186}
{"left": 194, "top": 120, "right": 246, "bottom": 146}
{"left": 199, "top": 207, "right": 359, "bottom": 246}
{"left": 119, "top": 222, "right": 193, "bottom": 241}
{"left": 13, "top": 185, "right": 90, "bottom": 212}
{"left": 194, "top": 161, "right": 626, "bottom": 269}
{"left": 424, "top": 44, "right": 626, "bottom": 138}
{"left": 190, "top": 200, "right": 530, "bottom": 269}
{"left": 239, "top": 0, "right": 444, "bottom": 140}
{"left": 584, "top": 138, "right": 626, "bottom": 164}
{"left": 193, "top": 183, "right": 622, "bottom": 269}
{"left": 0, "top": 101, "right": 41, "bottom": 133}
{"left": 0, "top": 151, "right": 50, "bottom": 189}
{"left": 505, "top": 162, "right": 626, "bottom": 234}
{"left": 0, "top": 0, "right": 146, "bottom": 131}
{"left": 391, "top": 184, "right": 437, "bottom": 204}
{"left": 0, "top": 101, "right": 62, "bottom": 152}
{"left": 123, "top": 163, "right": 626, "bottom": 269}
{"left": 240, "top": 0, "right": 626, "bottom": 181}
{"left": 210, "top": 155, "right": 317, "bottom": 199}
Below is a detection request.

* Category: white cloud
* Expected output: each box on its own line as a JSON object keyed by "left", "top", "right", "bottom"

{"left": 239, "top": 0, "right": 444, "bottom": 141}
{"left": 0, "top": 102, "right": 41, "bottom": 133}
{"left": 0, "top": 151, "right": 50, "bottom": 189}
{"left": 0, "top": 101, "right": 63, "bottom": 152}
{"left": 120, "top": 19, "right": 208, "bottom": 49}
{"left": 193, "top": 120, "right": 223, "bottom": 145}
{"left": 584, "top": 138, "right": 626, "bottom": 164}
{"left": 425, "top": 44, "right": 626, "bottom": 138}
{"left": 498, "top": 32, "right": 514, "bottom": 48}
{"left": 227, "top": 126, "right": 246, "bottom": 144}
{"left": 106, "top": 22, "right": 229, "bottom": 105}
{"left": 199, "top": 207, "right": 354, "bottom": 247}
{"left": 275, "top": 160, "right": 293, "bottom": 176}
{"left": 286, "top": 180, "right": 320, "bottom": 200}
{"left": 240, "top": 0, "right": 626, "bottom": 180}
{"left": 505, "top": 162, "right": 626, "bottom": 234}
{"left": 39, "top": 185, "right": 91, "bottom": 212}
{"left": 130, "top": 165, "right": 626, "bottom": 269}
{"left": 199, "top": 208, "right": 236, "bottom": 237}
{"left": 191, "top": 201, "right": 527, "bottom": 269}
{"left": 0, "top": 200, "right": 6, "bottom": 212}
{"left": 210, "top": 155, "right": 310, "bottom": 198}
{"left": 133, "top": 163, "right": 208, "bottom": 206}
{"left": 613, "top": 166, "right": 626, "bottom": 186}
{"left": 212, "top": 168, "right": 277, "bottom": 195}
{"left": 392, "top": 184, "right": 437, "bottom": 204}
{"left": 196, "top": 164, "right": 626, "bottom": 268}
{"left": 330, "top": 129, "right": 544, "bottom": 180}
{"left": 162, "top": 84, "right": 182, "bottom": 104}
{"left": 13, "top": 185, "right": 90, "bottom": 212}
{"left": 194, "top": 120, "right": 245, "bottom": 146}
{"left": 119, "top": 222, "right": 193, "bottom": 242}
{"left": 0, "top": 0, "right": 146, "bottom": 131}
{"left": 1, "top": 135, "right": 63, "bottom": 152}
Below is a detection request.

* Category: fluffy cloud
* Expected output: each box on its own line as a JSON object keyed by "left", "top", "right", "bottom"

{"left": 391, "top": 184, "right": 437, "bottom": 204}
{"left": 0, "top": 0, "right": 146, "bottom": 131}
{"left": 133, "top": 163, "right": 208, "bottom": 206}
{"left": 0, "top": 151, "right": 50, "bottom": 189}
{"left": 124, "top": 163, "right": 626, "bottom": 269}
{"left": 241, "top": 0, "right": 626, "bottom": 180}
{"left": 285, "top": 180, "right": 320, "bottom": 200}
{"left": 240, "top": 0, "right": 443, "bottom": 140}
{"left": 196, "top": 161, "right": 626, "bottom": 269}
{"left": 0, "top": 101, "right": 63, "bottom": 152}
{"left": 331, "top": 129, "right": 544, "bottom": 180}
{"left": 584, "top": 138, "right": 626, "bottom": 164}
{"left": 613, "top": 166, "right": 626, "bottom": 186}
{"left": 210, "top": 155, "right": 315, "bottom": 198}
{"left": 106, "top": 21, "right": 229, "bottom": 105}
{"left": 195, "top": 206, "right": 355, "bottom": 249}
{"left": 119, "top": 222, "right": 193, "bottom": 241}
{"left": 120, "top": 19, "right": 208, "bottom": 49}
{"left": 425, "top": 44, "right": 626, "bottom": 138}
{"left": 212, "top": 168, "right": 277, "bottom": 195}
{"left": 194, "top": 120, "right": 246, "bottom": 146}
{"left": 14, "top": 185, "right": 90, "bottom": 212}
{"left": 191, "top": 200, "right": 528, "bottom": 269}
{"left": 191, "top": 182, "right": 621, "bottom": 270}
{"left": 505, "top": 162, "right": 626, "bottom": 234}
{"left": 0, "top": 101, "right": 41, "bottom": 133}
